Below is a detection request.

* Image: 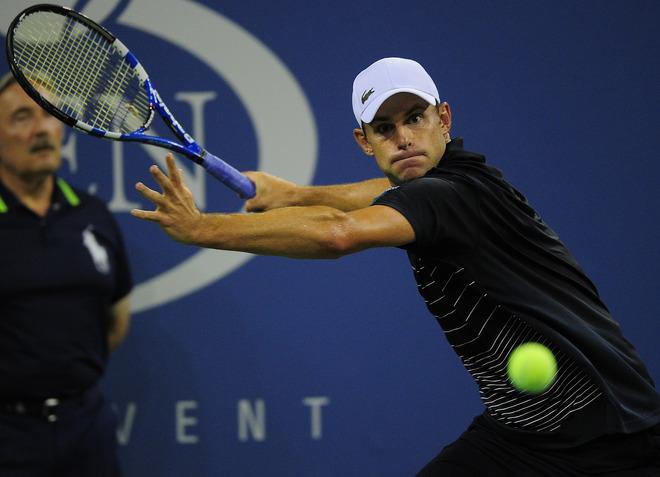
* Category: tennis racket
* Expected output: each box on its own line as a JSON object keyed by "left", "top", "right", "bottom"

{"left": 5, "top": 4, "right": 255, "bottom": 199}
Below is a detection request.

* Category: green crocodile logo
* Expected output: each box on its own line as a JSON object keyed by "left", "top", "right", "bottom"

{"left": 361, "top": 88, "right": 375, "bottom": 104}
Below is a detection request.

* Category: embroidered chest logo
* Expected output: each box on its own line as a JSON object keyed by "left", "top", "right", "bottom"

{"left": 82, "top": 226, "right": 110, "bottom": 274}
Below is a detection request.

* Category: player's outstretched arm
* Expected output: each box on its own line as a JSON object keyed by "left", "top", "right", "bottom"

{"left": 244, "top": 171, "right": 390, "bottom": 213}
{"left": 131, "top": 155, "right": 414, "bottom": 259}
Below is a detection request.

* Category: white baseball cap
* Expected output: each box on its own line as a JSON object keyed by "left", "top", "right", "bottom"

{"left": 352, "top": 57, "right": 440, "bottom": 126}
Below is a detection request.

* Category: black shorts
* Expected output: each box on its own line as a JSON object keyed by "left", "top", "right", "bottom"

{"left": 416, "top": 415, "right": 660, "bottom": 477}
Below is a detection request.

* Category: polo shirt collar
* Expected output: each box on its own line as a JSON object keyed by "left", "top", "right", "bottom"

{"left": 442, "top": 137, "right": 465, "bottom": 161}
{"left": 0, "top": 176, "right": 80, "bottom": 214}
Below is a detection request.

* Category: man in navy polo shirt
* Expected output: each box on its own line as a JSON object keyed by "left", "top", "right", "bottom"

{"left": 0, "top": 71, "right": 133, "bottom": 476}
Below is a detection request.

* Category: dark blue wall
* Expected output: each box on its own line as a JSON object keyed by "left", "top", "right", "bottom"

{"left": 1, "top": 1, "right": 658, "bottom": 475}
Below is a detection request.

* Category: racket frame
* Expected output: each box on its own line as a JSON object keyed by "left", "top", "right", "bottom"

{"left": 6, "top": 3, "right": 255, "bottom": 198}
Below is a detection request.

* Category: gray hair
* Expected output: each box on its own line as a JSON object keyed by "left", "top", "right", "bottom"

{"left": 0, "top": 71, "right": 17, "bottom": 95}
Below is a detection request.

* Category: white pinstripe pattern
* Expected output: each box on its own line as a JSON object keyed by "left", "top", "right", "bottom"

{"left": 411, "top": 258, "right": 602, "bottom": 432}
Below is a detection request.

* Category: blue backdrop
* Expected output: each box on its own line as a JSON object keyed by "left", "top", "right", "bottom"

{"left": 1, "top": 1, "right": 659, "bottom": 476}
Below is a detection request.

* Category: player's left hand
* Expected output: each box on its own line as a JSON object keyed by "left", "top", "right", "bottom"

{"left": 131, "top": 153, "right": 202, "bottom": 244}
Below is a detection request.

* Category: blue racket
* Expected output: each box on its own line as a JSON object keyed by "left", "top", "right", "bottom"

{"left": 5, "top": 3, "right": 255, "bottom": 198}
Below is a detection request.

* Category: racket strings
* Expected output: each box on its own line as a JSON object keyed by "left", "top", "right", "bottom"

{"left": 13, "top": 14, "right": 110, "bottom": 121}
{"left": 13, "top": 16, "right": 71, "bottom": 103}
{"left": 11, "top": 11, "right": 151, "bottom": 134}
{"left": 54, "top": 19, "right": 108, "bottom": 119}
{"left": 98, "top": 53, "right": 147, "bottom": 132}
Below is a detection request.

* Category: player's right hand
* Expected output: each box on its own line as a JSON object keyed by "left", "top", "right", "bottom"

{"left": 243, "top": 171, "right": 300, "bottom": 212}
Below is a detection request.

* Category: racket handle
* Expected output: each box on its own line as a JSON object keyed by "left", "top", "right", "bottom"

{"left": 201, "top": 152, "right": 256, "bottom": 199}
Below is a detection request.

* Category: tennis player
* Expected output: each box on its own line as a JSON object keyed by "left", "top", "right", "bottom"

{"left": 132, "top": 57, "right": 660, "bottom": 475}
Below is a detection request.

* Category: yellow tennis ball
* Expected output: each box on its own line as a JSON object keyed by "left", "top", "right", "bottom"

{"left": 507, "top": 342, "right": 557, "bottom": 394}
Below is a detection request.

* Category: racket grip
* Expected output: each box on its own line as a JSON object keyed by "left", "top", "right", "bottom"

{"left": 201, "top": 152, "right": 256, "bottom": 199}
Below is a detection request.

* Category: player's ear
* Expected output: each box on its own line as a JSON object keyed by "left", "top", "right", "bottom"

{"left": 438, "top": 102, "right": 452, "bottom": 142}
{"left": 353, "top": 127, "right": 374, "bottom": 156}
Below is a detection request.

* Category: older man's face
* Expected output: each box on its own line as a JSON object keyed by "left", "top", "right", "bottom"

{"left": 0, "top": 82, "right": 63, "bottom": 181}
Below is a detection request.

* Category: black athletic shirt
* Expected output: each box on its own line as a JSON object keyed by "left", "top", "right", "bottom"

{"left": 373, "top": 138, "right": 660, "bottom": 446}
{"left": 0, "top": 177, "right": 132, "bottom": 398}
